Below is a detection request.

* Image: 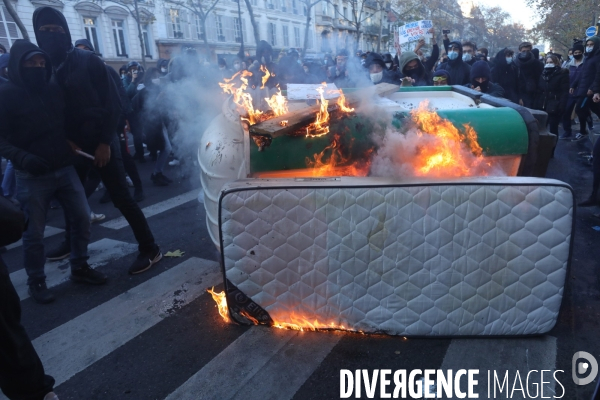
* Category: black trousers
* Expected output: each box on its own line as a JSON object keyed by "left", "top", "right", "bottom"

{"left": 547, "top": 112, "right": 563, "bottom": 136}
{"left": 128, "top": 115, "right": 145, "bottom": 159}
{"left": 591, "top": 136, "right": 600, "bottom": 199}
{"left": 119, "top": 134, "right": 142, "bottom": 191}
{"left": 67, "top": 137, "right": 156, "bottom": 254}
{"left": 575, "top": 96, "right": 600, "bottom": 135}
{"left": 0, "top": 256, "right": 54, "bottom": 400}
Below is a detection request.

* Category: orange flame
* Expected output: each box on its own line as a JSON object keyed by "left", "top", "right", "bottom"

{"left": 207, "top": 287, "right": 230, "bottom": 323}
{"left": 218, "top": 70, "right": 265, "bottom": 125}
{"left": 306, "top": 84, "right": 330, "bottom": 138}
{"left": 264, "top": 87, "right": 289, "bottom": 117}
{"left": 306, "top": 134, "right": 372, "bottom": 177}
{"left": 260, "top": 65, "right": 271, "bottom": 89}
{"left": 409, "top": 101, "right": 486, "bottom": 177}
{"left": 336, "top": 90, "right": 355, "bottom": 113}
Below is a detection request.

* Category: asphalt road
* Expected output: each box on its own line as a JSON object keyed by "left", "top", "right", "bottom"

{"left": 2, "top": 122, "right": 600, "bottom": 400}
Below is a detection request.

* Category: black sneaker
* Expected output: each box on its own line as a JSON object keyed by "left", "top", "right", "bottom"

{"left": 559, "top": 133, "right": 572, "bottom": 140}
{"left": 99, "top": 190, "right": 112, "bottom": 204}
{"left": 46, "top": 241, "right": 71, "bottom": 261}
{"left": 70, "top": 264, "right": 107, "bottom": 285}
{"left": 133, "top": 188, "right": 145, "bottom": 202}
{"left": 158, "top": 172, "right": 173, "bottom": 183}
{"left": 28, "top": 282, "right": 55, "bottom": 304}
{"left": 151, "top": 173, "right": 169, "bottom": 186}
{"left": 129, "top": 247, "right": 162, "bottom": 275}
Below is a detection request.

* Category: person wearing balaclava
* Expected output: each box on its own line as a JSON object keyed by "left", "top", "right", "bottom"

{"left": 465, "top": 60, "right": 504, "bottom": 97}
{"left": 0, "top": 39, "right": 102, "bottom": 306}
{"left": 560, "top": 43, "right": 586, "bottom": 139}
{"left": 513, "top": 41, "right": 543, "bottom": 108}
{"left": 33, "top": 6, "right": 163, "bottom": 275}
{"left": 436, "top": 40, "right": 470, "bottom": 85}
{"left": 399, "top": 51, "right": 432, "bottom": 86}
{"left": 570, "top": 36, "right": 600, "bottom": 142}
{"left": 365, "top": 53, "right": 400, "bottom": 85}
{"left": 491, "top": 47, "right": 519, "bottom": 103}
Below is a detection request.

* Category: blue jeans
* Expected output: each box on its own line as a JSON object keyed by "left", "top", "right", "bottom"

{"left": 15, "top": 166, "right": 90, "bottom": 285}
{"left": 1, "top": 160, "right": 15, "bottom": 198}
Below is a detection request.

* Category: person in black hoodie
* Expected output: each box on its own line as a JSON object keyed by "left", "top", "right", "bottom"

{"left": 0, "top": 40, "right": 106, "bottom": 303}
{"left": 491, "top": 48, "right": 519, "bottom": 103}
{"left": 436, "top": 41, "right": 470, "bottom": 85}
{"left": 365, "top": 53, "right": 400, "bottom": 85}
{"left": 33, "top": 7, "right": 162, "bottom": 275}
{"left": 464, "top": 60, "right": 504, "bottom": 97}
{"left": 513, "top": 42, "right": 543, "bottom": 108}
{"left": 1, "top": 196, "right": 58, "bottom": 399}
{"left": 571, "top": 36, "right": 600, "bottom": 140}
{"left": 534, "top": 54, "right": 570, "bottom": 137}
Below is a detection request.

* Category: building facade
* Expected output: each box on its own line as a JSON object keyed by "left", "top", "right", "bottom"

{"left": 1, "top": 0, "right": 321, "bottom": 69}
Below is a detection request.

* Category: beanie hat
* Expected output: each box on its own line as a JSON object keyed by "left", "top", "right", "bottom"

{"left": 433, "top": 69, "right": 450, "bottom": 84}
{"left": 469, "top": 60, "right": 491, "bottom": 81}
{"left": 573, "top": 43, "right": 584, "bottom": 53}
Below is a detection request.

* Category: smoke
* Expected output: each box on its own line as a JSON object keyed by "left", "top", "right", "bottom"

{"left": 369, "top": 124, "right": 507, "bottom": 179}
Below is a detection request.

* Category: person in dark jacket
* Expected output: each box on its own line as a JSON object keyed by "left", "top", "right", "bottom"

{"left": 33, "top": 6, "right": 162, "bottom": 275}
{"left": 436, "top": 41, "right": 471, "bottom": 85}
{"left": 560, "top": 43, "right": 585, "bottom": 139}
{"left": 398, "top": 51, "right": 435, "bottom": 86}
{"left": 0, "top": 196, "right": 58, "bottom": 399}
{"left": 465, "top": 60, "right": 504, "bottom": 97}
{"left": 461, "top": 41, "right": 477, "bottom": 66}
{"left": 433, "top": 69, "right": 450, "bottom": 86}
{"left": 491, "top": 48, "right": 519, "bottom": 103}
{"left": 571, "top": 36, "right": 600, "bottom": 140}
{"left": 535, "top": 54, "right": 570, "bottom": 137}
{"left": 514, "top": 42, "right": 543, "bottom": 108}
{"left": 0, "top": 40, "right": 105, "bottom": 303}
{"left": 365, "top": 53, "right": 400, "bottom": 85}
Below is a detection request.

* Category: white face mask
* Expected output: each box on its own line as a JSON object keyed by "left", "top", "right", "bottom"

{"left": 385, "top": 62, "right": 391, "bottom": 69}
{"left": 506, "top": 57, "right": 513, "bottom": 64}
{"left": 161, "top": 67, "right": 167, "bottom": 73}
{"left": 462, "top": 53, "right": 472, "bottom": 62}
{"left": 151, "top": 78, "right": 160, "bottom": 85}
{"left": 544, "top": 63, "right": 555, "bottom": 69}
{"left": 370, "top": 71, "right": 383, "bottom": 83}
{"left": 586, "top": 46, "right": 594, "bottom": 53}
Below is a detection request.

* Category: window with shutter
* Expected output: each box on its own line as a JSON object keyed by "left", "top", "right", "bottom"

{"left": 83, "top": 17, "right": 101, "bottom": 55}
{"left": 293, "top": 26, "right": 300, "bottom": 47}
{"left": 181, "top": 10, "right": 191, "bottom": 39}
{"left": 215, "top": 15, "right": 225, "bottom": 42}
{"left": 0, "top": 5, "right": 20, "bottom": 49}
{"left": 282, "top": 25, "right": 289, "bottom": 47}
{"left": 111, "top": 20, "right": 127, "bottom": 56}
{"left": 234, "top": 17, "right": 242, "bottom": 43}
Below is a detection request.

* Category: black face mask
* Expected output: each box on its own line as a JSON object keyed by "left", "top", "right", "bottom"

{"left": 574, "top": 54, "right": 583, "bottom": 60}
{"left": 20, "top": 67, "right": 47, "bottom": 92}
{"left": 36, "top": 31, "right": 70, "bottom": 66}
{"left": 518, "top": 51, "right": 532, "bottom": 61}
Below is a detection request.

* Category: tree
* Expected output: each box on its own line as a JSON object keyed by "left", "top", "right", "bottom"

{"left": 163, "top": 0, "right": 221, "bottom": 60}
{"left": 2, "top": 0, "right": 29, "bottom": 41}
{"left": 300, "top": 0, "right": 321, "bottom": 58}
{"left": 242, "top": 0, "right": 261, "bottom": 48}
{"left": 328, "top": 0, "right": 377, "bottom": 52}
{"left": 108, "top": 0, "right": 155, "bottom": 68}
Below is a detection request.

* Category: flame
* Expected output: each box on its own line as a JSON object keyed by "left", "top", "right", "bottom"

{"left": 280, "top": 120, "right": 289, "bottom": 127}
{"left": 260, "top": 65, "right": 271, "bottom": 89}
{"left": 306, "top": 84, "right": 330, "bottom": 138}
{"left": 218, "top": 70, "right": 264, "bottom": 125}
{"left": 409, "top": 101, "right": 486, "bottom": 177}
{"left": 334, "top": 89, "right": 355, "bottom": 113}
{"left": 207, "top": 287, "right": 230, "bottom": 323}
{"left": 264, "top": 87, "right": 289, "bottom": 117}
{"left": 306, "top": 134, "right": 372, "bottom": 177}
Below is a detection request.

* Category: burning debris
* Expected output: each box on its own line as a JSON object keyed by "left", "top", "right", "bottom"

{"left": 305, "top": 85, "right": 330, "bottom": 138}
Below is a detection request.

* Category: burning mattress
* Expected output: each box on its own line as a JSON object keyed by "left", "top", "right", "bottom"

{"left": 218, "top": 177, "right": 573, "bottom": 336}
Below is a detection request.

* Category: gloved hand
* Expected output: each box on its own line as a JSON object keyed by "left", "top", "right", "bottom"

{"left": 21, "top": 153, "right": 51, "bottom": 176}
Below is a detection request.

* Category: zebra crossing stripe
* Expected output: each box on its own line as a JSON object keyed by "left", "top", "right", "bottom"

{"left": 100, "top": 189, "right": 198, "bottom": 230}
{"left": 11, "top": 238, "right": 138, "bottom": 301}
{"left": 5, "top": 225, "right": 64, "bottom": 251}
{"left": 165, "top": 327, "right": 341, "bottom": 400}
{"left": 438, "top": 336, "right": 558, "bottom": 398}
{"left": 31, "top": 256, "right": 222, "bottom": 387}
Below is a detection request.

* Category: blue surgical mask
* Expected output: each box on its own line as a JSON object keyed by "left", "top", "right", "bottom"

{"left": 506, "top": 57, "right": 513, "bottom": 64}
{"left": 448, "top": 51, "right": 458, "bottom": 60}
{"left": 569, "top": 55, "right": 574, "bottom": 60}
{"left": 462, "top": 53, "right": 472, "bottom": 62}
{"left": 586, "top": 46, "right": 594, "bottom": 53}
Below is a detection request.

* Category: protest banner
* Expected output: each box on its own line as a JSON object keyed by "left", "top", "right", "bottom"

{"left": 398, "top": 20, "right": 433, "bottom": 44}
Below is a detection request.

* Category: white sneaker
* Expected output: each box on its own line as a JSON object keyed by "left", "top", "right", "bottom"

{"left": 168, "top": 159, "right": 180, "bottom": 166}
{"left": 44, "top": 392, "right": 59, "bottom": 400}
{"left": 90, "top": 212, "right": 105, "bottom": 223}
{"left": 125, "top": 176, "right": 134, "bottom": 187}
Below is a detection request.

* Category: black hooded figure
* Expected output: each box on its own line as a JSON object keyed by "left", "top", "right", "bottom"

{"left": 74, "top": 38, "right": 95, "bottom": 53}
{"left": 491, "top": 47, "right": 519, "bottom": 103}
{"left": 33, "top": 6, "right": 162, "bottom": 275}
{"left": 513, "top": 43, "right": 543, "bottom": 108}
{"left": 436, "top": 41, "right": 471, "bottom": 85}
{"left": 465, "top": 60, "right": 504, "bottom": 97}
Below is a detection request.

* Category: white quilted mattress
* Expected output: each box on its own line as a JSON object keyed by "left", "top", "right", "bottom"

{"left": 219, "top": 177, "right": 574, "bottom": 336}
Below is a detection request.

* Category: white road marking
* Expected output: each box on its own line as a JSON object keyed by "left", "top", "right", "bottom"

{"left": 5, "top": 225, "right": 64, "bottom": 251}
{"left": 30, "top": 257, "right": 221, "bottom": 387}
{"left": 438, "top": 336, "right": 557, "bottom": 399}
{"left": 11, "top": 239, "right": 137, "bottom": 301}
{"left": 100, "top": 189, "right": 198, "bottom": 230}
{"left": 165, "top": 327, "right": 341, "bottom": 400}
